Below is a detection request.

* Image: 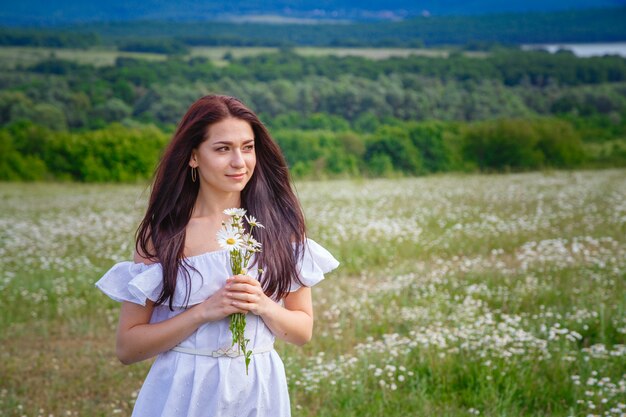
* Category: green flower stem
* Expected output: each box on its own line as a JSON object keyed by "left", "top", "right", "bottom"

{"left": 224, "top": 213, "right": 261, "bottom": 375}
{"left": 229, "top": 312, "right": 251, "bottom": 375}
{"left": 229, "top": 247, "right": 251, "bottom": 374}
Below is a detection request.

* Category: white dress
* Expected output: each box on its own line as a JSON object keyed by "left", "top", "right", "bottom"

{"left": 95, "top": 238, "right": 339, "bottom": 417}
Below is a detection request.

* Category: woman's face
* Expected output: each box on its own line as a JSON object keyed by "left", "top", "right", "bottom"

{"left": 190, "top": 117, "right": 256, "bottom": 195}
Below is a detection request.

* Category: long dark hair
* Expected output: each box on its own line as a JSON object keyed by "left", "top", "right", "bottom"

{"left": 136, "top": 95, "right": 306, "bottom": 310}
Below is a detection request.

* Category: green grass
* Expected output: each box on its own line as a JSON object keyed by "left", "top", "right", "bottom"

{"left": 0, "top": 46, "right": 168, "bottom": 69}
{"left": 0, "top": 45, "right": 485, "bottom": 69}
{"left": 0, "top": 169, "right": 625, "bottom": 416}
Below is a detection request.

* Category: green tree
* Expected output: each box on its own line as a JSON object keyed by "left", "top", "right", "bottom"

{"left": 463, "top": 119, "right": 545, "bottom": 170}
{"left": 366, "top": 125, "right": 424, "bottom": 175}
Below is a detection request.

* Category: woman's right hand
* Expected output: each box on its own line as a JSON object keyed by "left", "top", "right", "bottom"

{"left": 193, "top": 285, "right": 247, "bottom": 323}
{"left": 116, "top": 281, "right": 247, "bottom": 365}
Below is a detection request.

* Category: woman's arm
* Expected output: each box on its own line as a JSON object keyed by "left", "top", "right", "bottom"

{"left": 116, "top": 276, "right": 313, "bottom": 364}
{"left": 116, "top": 300, "right": 203, "bottom": 364}
{"left": 116, "top": 290, "right": 249, "bottom": 364}
{"left": 115, "top": 253, "right": 248, "bottom": 365}
{"left": 225, "top": 275, "right": 314, "bottom": 346}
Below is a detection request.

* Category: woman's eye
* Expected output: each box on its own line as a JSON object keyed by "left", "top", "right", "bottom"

{"left": 244, "top": 145, "right": 254, "bottom": 151}
{"left": 216, "top": 147, "right": 228, "bottom": 152}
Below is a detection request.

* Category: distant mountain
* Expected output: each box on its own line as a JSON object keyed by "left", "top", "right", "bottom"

{"left": 1, "top": 0, "right": 625, "bottom": 25}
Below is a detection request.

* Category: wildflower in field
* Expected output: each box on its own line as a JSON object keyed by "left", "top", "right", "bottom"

{"left": 5, "top": 170, "right": 626, "bottom": 415}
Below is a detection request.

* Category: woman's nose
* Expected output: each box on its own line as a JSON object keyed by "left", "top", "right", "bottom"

{"left": 230, "top": 149, "right": 245, "bottom": 168}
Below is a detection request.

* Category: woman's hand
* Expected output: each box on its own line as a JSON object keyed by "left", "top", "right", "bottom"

{"left": 193, "top": 285, "right": 248, "bottom": 323}
{"left": 225, "top": 274, "right": 272, "bottom": 316}
{"left": 194, "top": 275, "right": 314, "bottom": 346}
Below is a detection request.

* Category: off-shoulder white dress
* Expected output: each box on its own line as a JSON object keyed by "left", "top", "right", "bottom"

{"left": 95, "top": 238, "right": 339, "bottom": 417}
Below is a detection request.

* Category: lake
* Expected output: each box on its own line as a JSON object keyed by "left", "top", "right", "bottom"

{"left": 522, "top": 42, "right": 626, "bottom": 57}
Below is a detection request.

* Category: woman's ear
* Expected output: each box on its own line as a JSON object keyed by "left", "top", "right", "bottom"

{"left": 189, "top": 150, "right": 198, "bottom": 168}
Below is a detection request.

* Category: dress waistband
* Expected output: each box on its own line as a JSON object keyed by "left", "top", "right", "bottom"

{"left": 171, "top": 344, "right": 274, "bottom": 358}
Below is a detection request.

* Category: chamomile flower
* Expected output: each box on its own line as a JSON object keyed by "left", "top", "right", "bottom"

{"left": 216, "top": 226, "right": 242, "bottom": 251}
{"left": 244, "top": 236, "right": 262, "bottom": 251}
{"left": 245, "top": 215, "right": 265, "bottom": 229}
{"left": 223, "top": 208, "right": 246, "bottom": 218}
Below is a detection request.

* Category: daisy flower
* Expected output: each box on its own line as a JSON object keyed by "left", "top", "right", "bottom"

{"left": 245, "top": 215, "right": 265, "bottom": 228}
{"left": 223, "top": 208, "right": 247, "bottom": 218}
{"left": 216, "top": 226, "right": 242, "bottom": 251}
{"left": 244, "top": 236, "right": 262, "bottom": 251}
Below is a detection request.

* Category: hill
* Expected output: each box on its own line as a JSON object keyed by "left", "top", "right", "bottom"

{"left": 2, "top": 7, "right": 623, "bottom": 48}
{"left": 0, "top": 0, "right": 625, "bottom": 25}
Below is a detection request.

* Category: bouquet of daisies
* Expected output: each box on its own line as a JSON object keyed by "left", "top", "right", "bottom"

{"left": 217, "top": 208, "right": 263, "bottom": 374}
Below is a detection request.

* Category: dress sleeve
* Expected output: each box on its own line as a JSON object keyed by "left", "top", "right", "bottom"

{"left": 289, "top": 238, "right": 340, "bottom": 292}
{"left": 95, "top": 261, "right": 163, "bottom": 306}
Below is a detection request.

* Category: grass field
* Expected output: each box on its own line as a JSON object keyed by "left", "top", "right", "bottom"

{"left": 0, "top": 45, "right": 483, "bottom": 69}
{"left": 0, "top": 169, "right": 625, "bottom": 416}
{"left": 0, "top": 46, "right": 168, "bottom": 69}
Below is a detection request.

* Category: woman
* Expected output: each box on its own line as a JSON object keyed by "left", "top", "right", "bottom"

{"left": 95, "top": 95, "right": 339, "bottom": 417}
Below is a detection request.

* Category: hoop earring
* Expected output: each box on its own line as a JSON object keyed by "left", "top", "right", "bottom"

{"left": 191, "top": 167, "right": 197, "bottom": 182}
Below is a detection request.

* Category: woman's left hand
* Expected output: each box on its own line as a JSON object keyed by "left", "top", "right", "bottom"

{"left": 225, "top": 275, "right": 272, "bottom": 316}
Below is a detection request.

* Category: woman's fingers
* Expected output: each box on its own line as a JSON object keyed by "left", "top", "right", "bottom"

{"left": 228, "top": 291, "right": 259, "bottom": 302}
{"left": 226, "top": 283, "right": 260, "bottom": 294}
{"left": 227, "top": 275, "right": 261, "bottom": 287}
{"left": 197, "top": 287, "right": 247, "bottom": 322}
{"left": 222, "top": 275, "right": 269, "bottom": 315}
{"left": 226, "top": 276, "right": 262, "bottom": 294}
{"left": 224, "top": 303, "right": 247, "bottom": 314}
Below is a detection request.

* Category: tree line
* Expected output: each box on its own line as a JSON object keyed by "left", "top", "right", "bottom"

{"left": 2, "top": 7, "right": 625, "bottom": 48}
{"left": 0, "top": 48, "right": 624, "bottom": 181}
{"left": 0, "top": 28, "right": 100, "bottom": 48}
{"left": 1, "top": 116, "right": 622, "bottom": 181}
{"left": 24, "top": 49, "right": 626, "bottom": 87}
{"left": 1, "top": 50, "right": 625, "bottom": 132}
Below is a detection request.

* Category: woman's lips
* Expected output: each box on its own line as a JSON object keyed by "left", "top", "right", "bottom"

{"left": 227, "top": 173, "right": 246, "bottom": 180}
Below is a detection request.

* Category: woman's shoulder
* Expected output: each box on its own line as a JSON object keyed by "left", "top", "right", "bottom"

{"left": 134, "top": 239, "right": 158, "bottom": 265}
{"left": 134, "top": 250, "right": 157, "bottom": 265}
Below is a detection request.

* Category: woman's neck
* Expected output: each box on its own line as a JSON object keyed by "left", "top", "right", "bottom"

{"left": 192, "top": 188, "right": 241, "bottom": 218}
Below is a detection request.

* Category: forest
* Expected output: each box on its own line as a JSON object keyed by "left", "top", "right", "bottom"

{"left": 0, "top": 42, "right": 625, "bottom": 180}
{"left": 2, "top": 7, "right": 626, "bottom": 48}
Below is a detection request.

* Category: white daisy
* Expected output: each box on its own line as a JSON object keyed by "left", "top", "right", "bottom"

{"left": 245, "top": 215, "right": 265, "bottom": 229}
{"left": 216, "top": 226, "right": 242, "bottom": 251}
{"left": 244, "top": 235, "right": 262, "bottom": 251}
{"left": 227, "top": 216, "right": 243, "bottom": 229}
{"left": 223, "top": 208, "right": 247, "bottom": 217}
